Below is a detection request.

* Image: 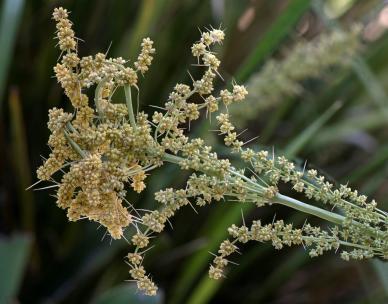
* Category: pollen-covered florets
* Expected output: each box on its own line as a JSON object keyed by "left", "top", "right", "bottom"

{"left": 210, "top": 29, "right": 225, "bottom": 43}
{"left": 191, "top": 42, "right": 206, "bottom": 58}
{"left": 135, "top": 37, "right": 155, "bottom": 74}
{"left": 232, "top": 84, "right": 248, "bottom": 102}
{"left": 132, "top": 233, "right": 150, "bottom": 248}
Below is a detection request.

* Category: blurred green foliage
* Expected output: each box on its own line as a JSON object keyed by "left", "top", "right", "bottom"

{"left": 0, "top": 234, "right": 31, "bottom": 303}
{"left": 0, "top": 0, "right": 387, "bottom": 303}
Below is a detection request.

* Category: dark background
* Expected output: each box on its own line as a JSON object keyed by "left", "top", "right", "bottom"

{"left": 0, "top": 0, "right": 388, "bottom": 303}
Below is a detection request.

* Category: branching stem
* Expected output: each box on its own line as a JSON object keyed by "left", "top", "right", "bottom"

{"left": 162, "top": 152, "right": 379, "bottom": 237}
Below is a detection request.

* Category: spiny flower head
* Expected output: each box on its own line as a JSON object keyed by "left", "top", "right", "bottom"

{"left": 37, "top": 8, "right": 160, "bottom": 240}
{"left": 36, "top": 8, "right": 387, "bottom": 297}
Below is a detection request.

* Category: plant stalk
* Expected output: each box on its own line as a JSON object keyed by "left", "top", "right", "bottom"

{"left": 64, "top": 131, "right": 86, "bottom": 158}
{"left": 124, "top": 84, "right": 137, "bottom": 129}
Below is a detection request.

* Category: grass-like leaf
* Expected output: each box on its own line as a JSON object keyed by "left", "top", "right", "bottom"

{"left": 0, "top": 234, "right": 31, "bottom": 303}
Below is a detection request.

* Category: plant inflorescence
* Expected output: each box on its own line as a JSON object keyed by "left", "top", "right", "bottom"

{"left": 35, "top": 7, "right": 388, "bottom": 296}
{"left": 231, "top": 26, "right": 360, "bottom": 124}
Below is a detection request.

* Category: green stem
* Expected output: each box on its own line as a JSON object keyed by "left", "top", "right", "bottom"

{"left": 66, "top": 122, "right": 78, "bottom": 134}
{"left": 275, "top": 193, "right": 344, "bottom": 225}
{"left": 64, "top": 131, "right": 86, "bottom": 158}
{"left": 124, "top": 84, "right": 137, "bottom": 129}
{"left": 162, "top": 152, "right": 183, "bottom": 164}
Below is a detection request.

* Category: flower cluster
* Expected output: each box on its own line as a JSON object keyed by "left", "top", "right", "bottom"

{"left": 52, "top": 7, "right": 77, "bottom": 51}
{"left": 36, "top": 8, "right": 387, "bottom": 296}
{"left": 38, "top": 7, "right": 160, "bottom": 240}
{"left": 135, "top": 38, "right": 155, "bottom": 74}
{"left": 128, "top": 264, "right": 157, "bottom": 296}
{"left": 209, "top": 219, "right": 380, "bottom": 279}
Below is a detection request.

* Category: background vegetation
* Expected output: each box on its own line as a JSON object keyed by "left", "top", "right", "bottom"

{"left": 1, "top": 0, "right": 388, "bottom": 303}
